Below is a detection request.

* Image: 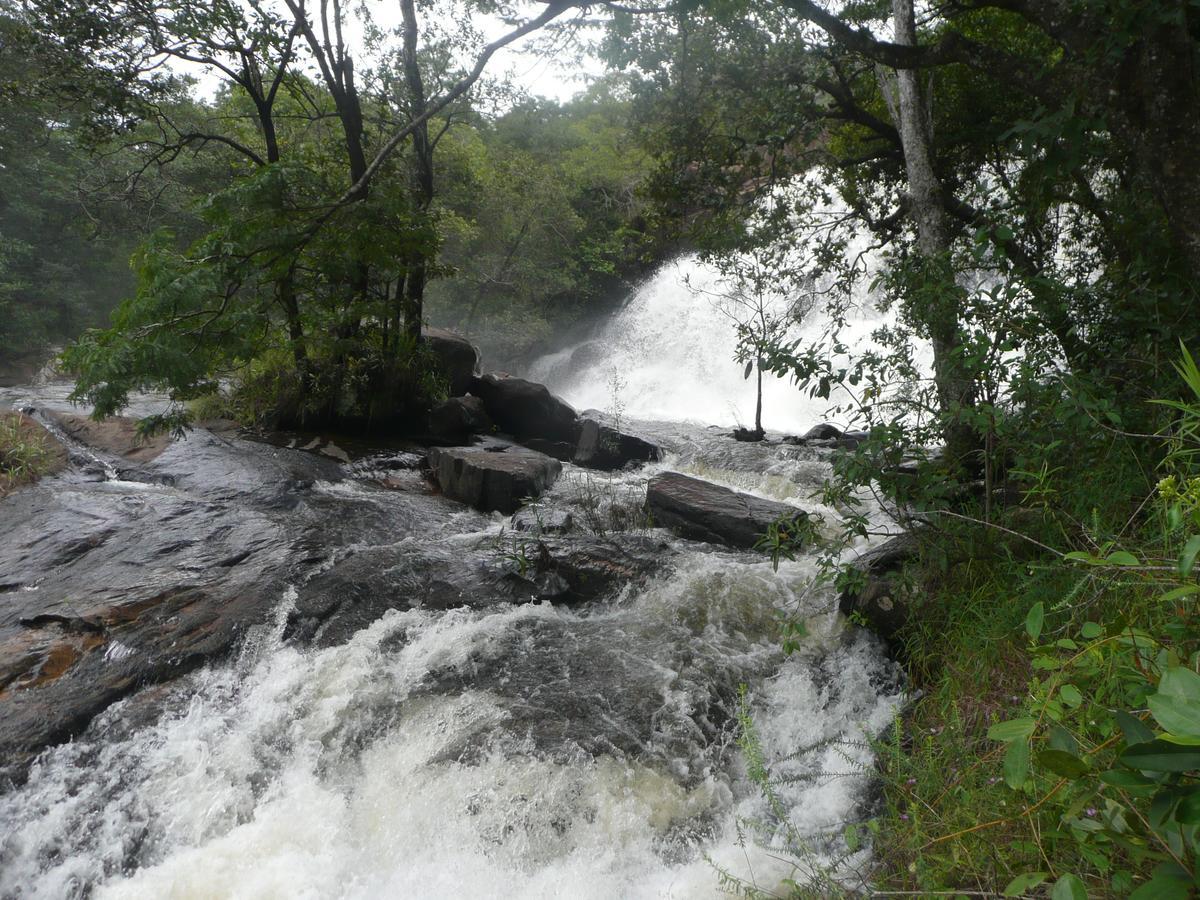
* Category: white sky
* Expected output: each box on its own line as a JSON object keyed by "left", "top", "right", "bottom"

{"left": 181, "top": 2, "right": 605, "bottom": 105}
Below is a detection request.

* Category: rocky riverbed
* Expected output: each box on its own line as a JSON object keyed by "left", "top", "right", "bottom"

{"left": 0, "top": 379, "right": 903, "bottom": 898}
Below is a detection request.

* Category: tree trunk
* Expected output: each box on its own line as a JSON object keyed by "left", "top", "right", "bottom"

{"left": 400, "top": 0, "right": 435, "bottom": 345}
{"left": 890, "top": 0, "right": 977, "bottom": 469}
{"left": 279, "top": 273, "right": 310, "bottom": 392}
{"left": 755, "top": 360, "right": 764, "bottom": 437}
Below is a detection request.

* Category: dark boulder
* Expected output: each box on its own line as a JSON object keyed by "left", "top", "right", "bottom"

{"left": 838, "top": 430, "right": 869, "bottom": 450}
{"left": 522, "top": 438, "right": 577, "bottom": 462}
{"left": 470, "top": 373, "right": 579, "bottom": 445}
{"left": 783, "top": 424, "right": 868, "bottom": 450}
{"left": 427, "top": 443, "right": 562, "bottom": 514}
{"left": 802, "top": 423, "right": 843, "bottom": 441}
{"left": 514, "top": 534, "right": 672, "bottom": 605}
{"left": 732, "top": 427, "right": 765, "bottom": 443}
{"left": 838, "top": 531, "right": 923, "bottom": 643}
{"left": 573, "top": 417, "right": 661, "bottom": 470}
{"left": 424, "top": 327, "right": 480, "bottom": 397}
{"left": 646, "top": 472, "right": 807, "bottom": 549}
{"left": 425, "top": 395, "right": 493, "bottom": 444}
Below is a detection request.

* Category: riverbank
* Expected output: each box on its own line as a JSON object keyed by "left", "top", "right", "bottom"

{"left": 860, "top": 470, "right": 1200, "bottom": 896}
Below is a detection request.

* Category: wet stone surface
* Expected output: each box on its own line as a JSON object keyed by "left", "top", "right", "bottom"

{"left": 0, "top": 381, "right": 905, "bottom": 899}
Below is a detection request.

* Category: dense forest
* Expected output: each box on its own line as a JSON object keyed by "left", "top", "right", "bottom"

{"left": 3, "top": 0, "right": 1200, "bottom": 895}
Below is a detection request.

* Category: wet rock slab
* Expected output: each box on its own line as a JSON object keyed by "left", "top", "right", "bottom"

{"left": 428, "top": 443, "right": 562, "bottom": 514}
{"left": 573, "top": 416, "right": 661, "bottom": 471}
{"left": 646, "top": 472, "right": 806, "bottom": 549}
{"left": 286, "top": 534, "right": 672, "bottom": 647}
{"left": 0, "top": 428, "right": 348, "bottom": 783}
{"left": 43, "top": 410, "right": 173, "bottom": 463}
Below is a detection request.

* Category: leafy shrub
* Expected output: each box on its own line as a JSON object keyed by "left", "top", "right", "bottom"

{"left": 0, "top": 412, "right": 57, "bottom": 493}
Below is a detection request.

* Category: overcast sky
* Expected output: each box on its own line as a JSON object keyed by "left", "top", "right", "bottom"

{"left": 181, "top": 3, "right": 605, "bottom": 105}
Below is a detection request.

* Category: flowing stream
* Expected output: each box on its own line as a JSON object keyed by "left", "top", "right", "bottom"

{"left": 0, "top": 259, "right": 905, "bottom": 898}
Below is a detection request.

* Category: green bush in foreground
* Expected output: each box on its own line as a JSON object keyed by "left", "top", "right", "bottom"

{"left": 864, "top": 349, "right": 1200, "bottom": 897}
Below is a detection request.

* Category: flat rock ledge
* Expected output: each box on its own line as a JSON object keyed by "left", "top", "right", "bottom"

{"left": 428, "top": 444, "right": 562, "bottom": 514}
{"left": 44, "top": 410, "right": 173, "bottom": 463}
{"left": 646, "top": 472, "right": 806, "bottom": 549}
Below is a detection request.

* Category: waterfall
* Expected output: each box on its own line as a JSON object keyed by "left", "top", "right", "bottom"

{"left": 527, "top": 255, "right": 894, "bottom": 434}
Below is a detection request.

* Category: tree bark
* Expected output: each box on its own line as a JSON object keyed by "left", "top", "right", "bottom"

{"left": 889, "top": 0, "right": 977, "bottom": 469}
{"left": 400, "top": 0, "right": 435, "bottom": 345}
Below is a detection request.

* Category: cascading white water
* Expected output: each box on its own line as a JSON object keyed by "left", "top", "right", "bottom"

{"left": 1, "top": 242, "right": 909, "bottom": 897}
{"left": 0, "top": 546, "right": 902, "bottom": 899}
{"left": 527, "top": 255, "right": 893, "bottom": 434}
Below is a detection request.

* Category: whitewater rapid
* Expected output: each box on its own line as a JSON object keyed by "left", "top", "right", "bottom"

{"left": 0, "top": 281, "right": 905, "bottom": 898}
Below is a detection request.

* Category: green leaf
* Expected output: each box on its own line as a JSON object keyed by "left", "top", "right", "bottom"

{"left": 1080, "top": 621, "right": 1103, "bottom": 639}
{"left": 843, "top": 822, "right": 860, "bottom": 852}
{"left": 1159, "top": 731, "right": 1200, "bottom": 746}
{"left": 1037, "top": 748, "right": 1090, "bottom": 777}
{"left": 989, "top": 718, "right": 1037, "bottom": 742}
{"left": 1116, "top": 710, "right": 1156, "bottom": 746}
{"left": 1099, "top": 769, "right": 1155, "bottom": 788}
{"left": 1148, "top": 695, "right": 1200, "bottom": 739}
{"left": 1121, "top": 739, "right": 1200, "bottom": 772}
{"left": 1004, "top": 738, "right": 1030, "bottom": 789}
{"left": 1050, "top": 873, "right": 1087, "bottom": 900}
{"left": 1175, "top": 788, "right": 1200, "bottom": 825}
{"left": 1105, "top": 550, "right": 1140, "bottom": 566}
{"left": 1158, "top": 666, "right": 1200, "bottom": 701}
{"left": 1179, "top": 534, "right": 1200, "bottom": 577}
{"left": 1003, "top": 872, "right": 1048, "bottom": 896}
{"left": 1049, "top": 724, "right": 1079, "bottom": 754}
{"left": 1025, "top": 602, "right": 1045, "bottom": 641}
{"left": 1060, "top": 683, "right": 1083, "bottom": 708}
{"left": 1064, "top": 550, "right": 1098, "bottom": 563}
{"left": 1129, "top": 871, "right": 1192, "bottom": 900}
{"left": 1158, "top": 584, "right": 1200, "bottom": 604}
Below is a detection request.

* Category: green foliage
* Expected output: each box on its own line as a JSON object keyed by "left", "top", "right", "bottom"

{"left": 0, "top": 412, "right": 57, "bottom": 493}
{"left": 428, "top": 83, "right": 664, "bottom": 367}
{"left": 0, "top": 14, "right": 168, "bottom": 367}
{"left": 855, "top": 348, "right": 1200, "bottom": 895}
{"left": 754, "top": 511, "right": 820, "bottom": 573}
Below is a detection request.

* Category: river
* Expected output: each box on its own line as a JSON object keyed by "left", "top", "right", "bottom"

{"left": 0, "top": 256, "right": 904, "bottom": 899}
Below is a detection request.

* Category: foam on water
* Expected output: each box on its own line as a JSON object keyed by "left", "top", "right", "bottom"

{"left": 1, "top": 548, "right": 901, "bottom": 899}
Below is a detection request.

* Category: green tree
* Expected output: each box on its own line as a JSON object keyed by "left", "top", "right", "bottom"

{"left": 34, "top": 0, "right": 577, "bottom": 429}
